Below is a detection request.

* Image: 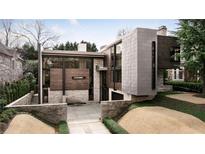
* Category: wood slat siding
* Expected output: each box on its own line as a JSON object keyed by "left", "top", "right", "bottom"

{"left": 157, "top": 35, "right": 180, "bottom": 69}
{"left": 65, "top": 68, "right": 89, "bottom": 90}
{"left": 50, "top": 68, "right": 63, "bottom": 90}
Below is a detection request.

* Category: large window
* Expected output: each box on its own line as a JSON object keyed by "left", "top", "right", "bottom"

{"left": 152, "top": 41, "right": 156, "bottom": 89}
{"left": 111, "top": 43, "right": 122, "bottom": 84}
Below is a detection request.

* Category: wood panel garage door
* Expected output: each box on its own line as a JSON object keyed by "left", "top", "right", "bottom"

{"left": 65, "top": 68, "right": 89, "bottom": 90}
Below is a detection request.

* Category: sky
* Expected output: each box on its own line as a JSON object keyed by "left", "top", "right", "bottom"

{"left": 45, "top": 19, "right": 179, "bottom": 49}
{"left": 10, "top": 19, "right": 179, "bottom": 49}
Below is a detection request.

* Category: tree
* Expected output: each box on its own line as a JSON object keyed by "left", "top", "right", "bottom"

{"left": 1, "top": 19, "right": 13, "bottom": 47}
{"left": 21, "top": 43, "right": 38, "bottom": 60}
{"left": 16, "top": 20, "right": 59, "bottom": 49}
{"left": 54, "top": 41, "right": 98, "bottom": 52}
{"left": 117, "top": 28, "right": 130, "bottom": 38}
{"left": 58, "top": 43, "right": 65, "bottom": 50}
{"left": 176, "top": 19, "right": 205, "bottom": 94}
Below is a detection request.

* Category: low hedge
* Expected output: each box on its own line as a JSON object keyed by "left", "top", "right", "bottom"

{"left": 58, "top": 121, "right": 69, "bottom": 134}
{"left": 0, "top": 108, "right": 17, "bottom": 123}
{"left": 103, "top": 117, "right": 128, "bottom": 134}
{"left": 166, "top": 81, "right": 202, "bottom": 93}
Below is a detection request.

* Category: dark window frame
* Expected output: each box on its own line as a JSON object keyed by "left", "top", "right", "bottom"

{"left": 152, "top": 41, "right": 156, "bottom": 90}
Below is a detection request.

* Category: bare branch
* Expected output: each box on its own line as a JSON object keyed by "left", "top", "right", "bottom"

{"left": 0, "top": 19, "right": 13, "bottom": 47}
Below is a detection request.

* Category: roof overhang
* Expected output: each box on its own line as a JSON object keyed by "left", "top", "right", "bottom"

{"left": 42, "top": 50, "right": 105, "bottom": 58}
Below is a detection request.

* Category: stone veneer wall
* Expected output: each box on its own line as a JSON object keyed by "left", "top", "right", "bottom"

{"left": 6, "top": 91, "right": 34, "bottom": 106}
{"left": 48, "top": 89, "right": 89, "bottom": 103}
{"left": 48, "top": 90, "right": 63, "bottom": 103}
{"left": 93, "top": 58, "right": 103, "bottom": 102}
{"left": 0, "top": 53, "right": 23, "bottom": 84}
{"left": 65, "top": 90, "right": 88, "bottom": 102}
{"left": 101, "top": 100, "right": 132, "bottom": 119}
{"left": 122, "top": 28, "right": 157, "bottom": 96}
{"left": 6, "top": 103, "right": 67, "bottom": 124}
{"left": 157, "top": 69, "right": 172, "bottom": 92}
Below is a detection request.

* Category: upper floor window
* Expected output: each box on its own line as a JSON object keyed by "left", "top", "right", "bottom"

{"left": 170, "top": 47, "right": 180, "bottom": 62}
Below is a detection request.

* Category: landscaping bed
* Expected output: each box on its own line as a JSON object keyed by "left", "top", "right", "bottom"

{"left": 127, "top": 92, "right": 205, "bottom": 122}
{"left": 4, "top": 113, "right": 56, "bottom": 134}
{"left": 118, "top": 106, "right": 205, "bottom": 134}
{"left": 103, "top": 117, "right": 128, "bottom": 134}
{"left": 58, "top": 121, "right": 69, "bottom": 134}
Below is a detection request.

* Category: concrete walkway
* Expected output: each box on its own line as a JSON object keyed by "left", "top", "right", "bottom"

{"left": 67, "top": 104, "right": 110, "bottom": 134}
{"left": 167, "top": 92, "right": 205, "bottom": 104}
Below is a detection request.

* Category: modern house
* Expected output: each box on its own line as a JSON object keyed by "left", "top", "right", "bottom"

{"left": 0, "top": 42, "right": 23, "bottom": 84}
{"left": 40, "top": 26, "right": 180, "bottom": 104}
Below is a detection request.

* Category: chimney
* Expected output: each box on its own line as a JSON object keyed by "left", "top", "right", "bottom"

{"left": 157, "top": 25, "right": 167, "bottom": 36}
{"left": 78, "top": 43, "right": 87, "bottom": 52}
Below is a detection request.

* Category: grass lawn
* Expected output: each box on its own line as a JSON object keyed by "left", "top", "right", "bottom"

{"left": 128, "top": 91, "right": 205, "bottom": 122}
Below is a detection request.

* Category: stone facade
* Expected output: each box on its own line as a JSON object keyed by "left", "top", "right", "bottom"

{"left": 93, "top": 58, "right": 103, "bottom": 102}
{"left": 48, "top": 89, "right": 63, "bottom": 103}
{"left": 0, "top": 43, "right": 23, "bottom": 84}
{"left": 7, "top": 103, "right": 67, "bottom": 124}
{"left": 101, "top": 100, "right": 132, "bottom": 119}
{"left": 157, "top": 69, "right": 173, "bottom": 92}
{"left": 122, "top": 28, "right": 157, "bottom": 96}
{"left": 48, "top": 89, "right": 89, "bottom": 103}
{"left": 6, "top": 91, "right": 34, "bottom": 107}
{"left": 65, "top": 90, "right": 88, "bottom": 102}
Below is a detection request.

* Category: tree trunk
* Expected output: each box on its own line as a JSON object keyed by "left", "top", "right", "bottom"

{"left": 203, "top": 61, "right": 205, "bottom": 95}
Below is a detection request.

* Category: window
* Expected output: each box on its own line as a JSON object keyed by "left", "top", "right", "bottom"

{"left": 170, "top": 47, "right": 180, "bottom": 62}
{"left": 152, "top": 41, "right": 156, "bottom": 89}
{"left": 178, "top": 69, "right": 183, "bottom": 79}
{"left": 111, "top": 43, "right": 122, "bottom": 84}
{"left": 174, "top": 69, "right": 177, "bottom": 79}
{"left": 113, "top": 70, "right": 121, "bottom": 82}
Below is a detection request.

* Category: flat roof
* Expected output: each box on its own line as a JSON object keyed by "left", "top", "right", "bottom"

{"left": 42, "top": 50, "right": 105, "bottom": 58}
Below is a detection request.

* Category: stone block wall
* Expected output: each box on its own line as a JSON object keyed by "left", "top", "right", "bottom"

{"left": 122, "top": 28, "right": 157, "bottom": 96}
{"left": 65, "top": 90, "right": 88, "bottom": 102}
{"left": 157, "top": 69, "right": 173, "bottom": 92}
{"left": 0, "top": 53, "right": 23, "bottom": 84}
{"left": 6, "top": 91, "right": 33, "bottom": 107}
{"left": 93, "top": 58, "right": 103, "bottom": 102}
{"left": 7, "top": 103, "right": 67, "bottom": 125}
{"left": 101, "top": 100, "right": 132, "bottom": 119}
{"left": 48, "top": 90, "right": 63, "bottom": 103}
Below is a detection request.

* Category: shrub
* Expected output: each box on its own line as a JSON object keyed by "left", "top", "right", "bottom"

{"left": 103, "top": 117, "right": 128, "bottom": 134}
{"left": 0, "top": 78, "right": 35, "bottom": 105}
{"left": 58, "top": 121, "right": 69, "bottom": 134}
{"left": 0, "top": 99, "right": 7, "bottom": 113}
{"left": 166, "top": 81, "right": 202, "bottom": 93}
{"left": 0, "top": 108, "right": 16, "bottom": 122}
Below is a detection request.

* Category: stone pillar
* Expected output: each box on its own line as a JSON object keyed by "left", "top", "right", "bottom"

{"left": 93, "top": 58, "right": 103, "bottom": 102}
{"left": 157, "top": 69, "right": 172, "bottom": 92}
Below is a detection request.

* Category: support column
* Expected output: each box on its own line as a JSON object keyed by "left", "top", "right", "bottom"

{"left": 38, "top": 43, "right": 43, "bottom": 104}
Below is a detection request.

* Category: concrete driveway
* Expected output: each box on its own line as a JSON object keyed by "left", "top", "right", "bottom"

{"left": 119, "top": 106, "right": 205, "bottom": 134}
{"left": 67, "top": 103, "right": 110, "bottom": 134}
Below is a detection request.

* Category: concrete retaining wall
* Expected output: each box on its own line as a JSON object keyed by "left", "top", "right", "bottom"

{"left": 6, "top": 103, "right": 67, "bottom": 125}
{"left": 101, "top": 100, "right": 132, "bottom": 119}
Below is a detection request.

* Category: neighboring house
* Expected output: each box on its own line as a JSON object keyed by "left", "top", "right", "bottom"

{"left": 40, "top": 26, "right": 180, "bottom": 103}
{"left": 0, "top": 42, "right": 23, "bottom": 84}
